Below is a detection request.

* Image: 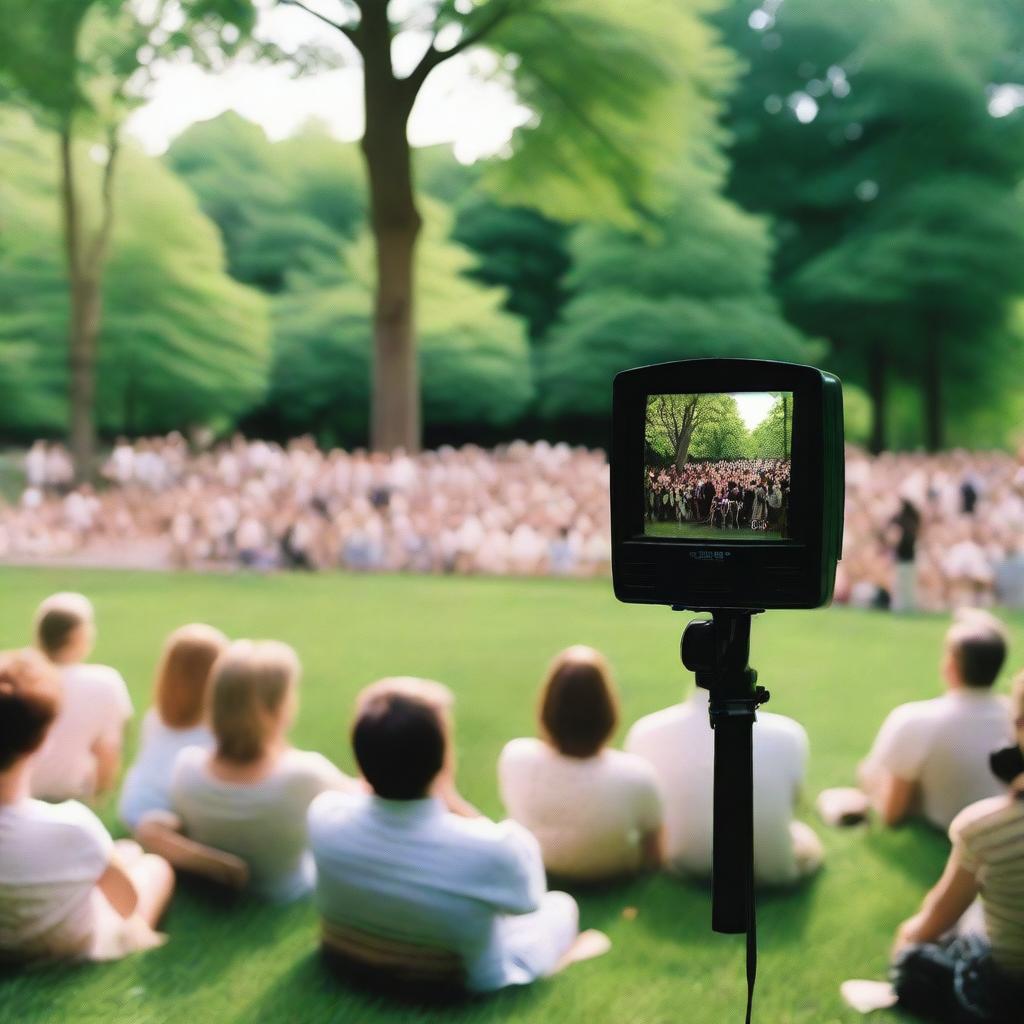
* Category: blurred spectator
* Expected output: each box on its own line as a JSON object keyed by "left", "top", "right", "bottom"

{"left": 2, "top": 438, "right": 1023, "bottom": 608}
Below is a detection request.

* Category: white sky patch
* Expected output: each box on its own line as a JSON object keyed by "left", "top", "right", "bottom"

{"left": 123, "top": 3, "right": 529, "bottom": 157}
{"left": 731, "top": 392, "right": 779, "bottom": 431}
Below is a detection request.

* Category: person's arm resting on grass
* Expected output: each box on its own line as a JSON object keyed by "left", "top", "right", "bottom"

{"left": 137, "top": 810, "right": 249, "bottom": 890}
{"left": 858, "top": 705, "right": 925, "bottom": 826}
{"left": 892, "top": 809, "right": 982, "bottom": 951}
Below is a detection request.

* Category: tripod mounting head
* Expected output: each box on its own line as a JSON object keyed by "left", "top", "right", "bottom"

{"left": 680, "top": 611, "right": 769, "bottom": 708}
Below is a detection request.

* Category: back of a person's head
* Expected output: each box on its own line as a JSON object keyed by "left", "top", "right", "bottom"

{"left": 0, "top": 648, "right": 61, "bottom": 771}
{"left": 352, "top": 686, "right": 445, "bottom": 800}
{"left": 34, "top": 591, "right": 94, "bottom": 663}
{"left": 156, "top": 623, "right": 229, "bottom": 730}
{"left": 539, "top": 645, "right": 619, "bottom": 759}
{"left": 208, "top": 639, "right": 299, "bottom": 764}
{"left": 946, "top": 609, "right": 1009, "bottom": 689}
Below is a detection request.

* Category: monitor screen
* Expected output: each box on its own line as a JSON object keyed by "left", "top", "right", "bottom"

{"left": 643, "top": 391, "right": 793, "bottom": 540}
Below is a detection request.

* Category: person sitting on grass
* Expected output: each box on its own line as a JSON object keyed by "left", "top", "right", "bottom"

{"left": 119, "top": 624, "right": 228, "bottom": 831}
{"left": 852, "top": 609, "right": 1013, "bottom": 830}
{"left": 0, "top": 648, "right": 172, "bottom": 963}
{"left": 29, "top": 592, "right": 133, "bottom": 803}
{"left": 888, "top": 670, "right": 1024, "bottom": 1022}
{"left": 498, "top": 646, "right": 664, "bottom": 880}
{"left": 625, "top": 674, "right": 823, "bottom": 886}
{"left": 139, "top": 640, "right": 354, "bottom": 901}
{"left": 308, "top": 677, "right": 608, "bottom": 992}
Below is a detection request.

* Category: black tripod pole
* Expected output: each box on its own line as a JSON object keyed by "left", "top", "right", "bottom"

{"left": 681, "top": 610, "right": 769, "bottom": 1018}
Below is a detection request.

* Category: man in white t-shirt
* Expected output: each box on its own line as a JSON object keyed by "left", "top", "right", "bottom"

{"left": 625, "top": 688, "right": 823, "bottom": 886}
{"left": 857, "top": 609, "right": 1013, "bottom": 830}
{"left": 0, "top": 648, "right": 171, "bottom": 962}
{"left": 309, "top": 678, "right": 602, "bottom": 992}
{"left": 28, "top": 593, "right": 133, "bottom": 802}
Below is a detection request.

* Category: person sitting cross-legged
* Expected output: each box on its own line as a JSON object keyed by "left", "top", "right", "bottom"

{"left": 498, "top": 646, "right": 664, "bottom": 881}
{"left": 625, "top": 676, "right": 823, "bottom": 886}
{"left": 0, "top": 648, "right": 172, "bottom": 963}
{"left": 854, "top": 609, "right": 1013, "bottom": 830}
{"left": 888, "top": 670, "right": 1024, "bottom": 1023}
{"left": 29, "top": 592, "right": 133, "bottom": 803}
{"left": 308, "top": 677, "right": 608, "bottom": 993}
{"left": 139, "top": 640, "right": 355, "bottom": 900}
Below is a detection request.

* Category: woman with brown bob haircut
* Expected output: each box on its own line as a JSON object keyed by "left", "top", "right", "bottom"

{"left": 499, "top": 646, "right": 665, "bottom": 880}
{"left": 119, "top": 624, "right": 228, "bottom": 831}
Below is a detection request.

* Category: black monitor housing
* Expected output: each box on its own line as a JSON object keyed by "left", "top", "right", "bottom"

{"left": 611, "top": 358, "right": 844, "bottom": 611}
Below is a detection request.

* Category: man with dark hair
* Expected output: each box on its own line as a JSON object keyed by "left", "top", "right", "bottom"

{"left": 308, "top": 677, "right": 603, "bottom": 992}
{"left": 854, "top": 609, "right": 1014, "bottom": 829}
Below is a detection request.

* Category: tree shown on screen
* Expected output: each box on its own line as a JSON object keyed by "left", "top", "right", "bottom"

{"left": 645, "top": 394, "right": 750, "bottom": 469}
{"left": 750, "top": 395, "right": 791, "bottom": 460}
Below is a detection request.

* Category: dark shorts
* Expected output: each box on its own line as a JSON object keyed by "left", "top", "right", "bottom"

{"left": 891, "top": 934, "right": 1024, "bottom": 1023}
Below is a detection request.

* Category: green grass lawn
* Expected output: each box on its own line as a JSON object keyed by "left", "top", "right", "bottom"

{"left": 644, "top": 521, "right": 783, "bottom": 541}
{"left": 1, "top": 566, "right": 1021, "bottom": 1024}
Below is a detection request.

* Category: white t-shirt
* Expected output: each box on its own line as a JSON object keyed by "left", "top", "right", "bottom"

{"left": 30, "top": 663, "right": 133, "bottom": 802}
{"left": 0, "top": 798, "right": 111, "bottom": 960}
{"left": 118, "top": 710, "right": 215, "bottom": 830}
{"left": 498, "top": 738, "right": 662, "bottom": 879}
{"left": 308, "top": 792, "right": 550, "bottom": 991}
{"left": 625, "top": 690, "right": 808, "bottom": 885}
{"left": 170, "top": 746, "right": 354, "bottom": 902}
{"left": 860, "top": 689, "right": 1013, "bottom": 829}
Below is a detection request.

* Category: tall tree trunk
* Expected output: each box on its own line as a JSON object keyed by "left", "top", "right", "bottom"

{"left": 674, "top": 426, "right": 694, "bottom": 471}
{"left": 59, "top": 126, "right": 118, "bottom": 480}
{"left": 782, "top": 394, "right": 789, "bottom": 459}
{"left": 360, "top": 3, "right": 422, "bottom": 453}
{"left": 924, "top": 335, "right": 943, "bottom": 452}
{"left": 867, "top": 344, "right": 887, "bottom": 454}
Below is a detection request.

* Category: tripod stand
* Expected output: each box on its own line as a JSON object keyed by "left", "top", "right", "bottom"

{"left": 680, "top": 610, "right": 769, "bottom": 1020}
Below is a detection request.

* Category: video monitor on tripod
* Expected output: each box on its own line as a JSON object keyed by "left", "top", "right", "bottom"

{"left": 611, "top": 360, "right": 845, "bottom": 611}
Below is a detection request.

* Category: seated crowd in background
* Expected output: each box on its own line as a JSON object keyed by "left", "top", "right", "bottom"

{"left": 2, "top": 437, "right": 1024, "bottom": 611}
{"left": 644, "top": 458, "right": 790, "bottom": 534}
{"left": 2, "top": 590, "right": 1023, "bottom": 1018}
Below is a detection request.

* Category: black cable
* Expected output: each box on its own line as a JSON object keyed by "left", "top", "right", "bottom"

{"left": 745, "top": 847, "right": 757, "bottom": 1024}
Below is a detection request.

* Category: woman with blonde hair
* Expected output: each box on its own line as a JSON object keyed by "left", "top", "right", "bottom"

{"left": 119, "top": 624, "right": 228, "bottom": 831}
{"left": 139, "top": 640, "right": 354, "bottom": 901}
{"left": 498, "top": 645, "right": 664, "bottom": 880}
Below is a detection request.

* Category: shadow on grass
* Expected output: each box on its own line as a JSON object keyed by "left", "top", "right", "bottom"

{"left": 546, "top": 857, "right": 825, "bottom": 958}
{"left": 863, "top": 821, "right": 948, "bottom": 889}
{"left": 232, "top": 949, "right": 548, "bottom": 1024}
{"left": 129, "top": 877, "right": 315, "bottom": 999}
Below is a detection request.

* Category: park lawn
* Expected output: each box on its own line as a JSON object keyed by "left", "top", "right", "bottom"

{"left": 644, "top": 521, "right": 781, "bottom": 541}
{"left": 1, "top": 566, "right": 1021, "bottom": 1024}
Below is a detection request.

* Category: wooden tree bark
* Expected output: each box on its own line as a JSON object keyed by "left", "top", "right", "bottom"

{"left": 359, "top": 3, "right": 421, "bottom": 453}
{"left": 59, "top": 125, "right": 118, "bottom": 479}
{"left": 867, "top": 344, "right": 887, "bottom": 454}
{"left": 673, "top": 425, "right": 695, "bottom": 471}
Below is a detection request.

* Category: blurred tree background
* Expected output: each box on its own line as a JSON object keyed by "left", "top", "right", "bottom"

{"left": 1, "top": 0, "right": 1023, "bottom": 463}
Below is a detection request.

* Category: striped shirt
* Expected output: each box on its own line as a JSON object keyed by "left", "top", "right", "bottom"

{"left": 950, "top": 795, "right": 1024, "bottom": 975}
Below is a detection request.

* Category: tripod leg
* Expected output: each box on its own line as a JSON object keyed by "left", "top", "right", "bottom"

{"left": 711, "top": 710, "right": 754, "bottom": 934}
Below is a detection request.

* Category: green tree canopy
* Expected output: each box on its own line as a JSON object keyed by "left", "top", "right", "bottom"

{"left": 166, "top": 113, "right": 365, "bottom": 292}
{"left": 750, "top": 395, "right": 792, "bottom": 460}
{"left": 265, "top": 200, "right": 534, "bottom": 445}
{"left": 717, "top": 0, "right": 1024, "bottom": 450}
{"left": 539, "top": 166, "right": 817, "bottom": 429}
{"left": 451, "top": 196, "right": 571, "bottom": 343}
{"left": 645, "top": 393, "right": 753, "bottom": 468}
{"left": 0, "top": 110, "right": 270, "bottom": 437}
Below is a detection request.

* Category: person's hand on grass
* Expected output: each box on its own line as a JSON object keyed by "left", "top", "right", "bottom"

{"left": 892, "top": 913, "right": 927, "bottom": 955}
